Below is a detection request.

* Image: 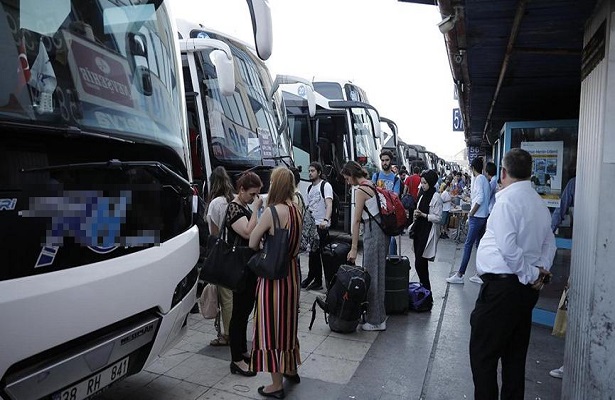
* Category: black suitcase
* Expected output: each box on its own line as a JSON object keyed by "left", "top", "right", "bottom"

{"left": 322, "top": 241, "right": 351, "bottom": 290}
{"left": 385, "top": 237, "right": 411, "bottom": 314}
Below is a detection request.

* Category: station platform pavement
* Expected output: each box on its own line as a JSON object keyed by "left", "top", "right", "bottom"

{"left": 100, "top": 234, "right": 565, "bottom": 400}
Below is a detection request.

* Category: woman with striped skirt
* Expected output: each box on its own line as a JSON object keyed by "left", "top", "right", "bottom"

{"left": 249, "top": 167, "right": 302, "bottom": 399}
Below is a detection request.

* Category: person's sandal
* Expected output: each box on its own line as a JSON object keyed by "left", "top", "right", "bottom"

{"left": 209, "top": 335, "right": 229, "bottom": 346}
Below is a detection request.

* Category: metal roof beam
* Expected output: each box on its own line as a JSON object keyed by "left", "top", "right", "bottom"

{"left": 482, "top": 0, "right": 528, "bottom": 142}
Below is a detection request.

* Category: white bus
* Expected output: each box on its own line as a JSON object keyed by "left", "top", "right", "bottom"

{"left": 0, "top": 1, "right": 270, "bottom": 399}
{"left": 283, "top": 79, "right": 383, "bottom": 233}
{"left": 177, "top": 22, "right": 313, "bottom": 198}
{"left": 380, "top": 117, "right": 410, "bottom": 172}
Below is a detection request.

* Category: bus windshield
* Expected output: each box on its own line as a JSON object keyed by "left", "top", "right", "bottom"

{"left": 1, "top": 0, "right": 184, "bottom": 157}
{"left": 190, "top": 30, "right": 290, "bottom": 166}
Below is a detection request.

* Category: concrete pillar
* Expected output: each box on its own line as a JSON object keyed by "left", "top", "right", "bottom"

{"left": 564, "top": 1, "right": 615, "bottom": 397}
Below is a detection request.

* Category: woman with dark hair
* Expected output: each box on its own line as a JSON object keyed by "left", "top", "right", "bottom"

{"left": 206, "top": 166, "right": 235, "bottom": 346}
{"left": 227, "top": 172, "right": 263, "bottom": 377}
{"left": 341, "top": 161, "right": 388, "bottom": 331}
{"left": 249, "top": 167, "right": 303, "bottom": 398}
{"left": 412, "top": 169, "right": 443, "bottom": 310}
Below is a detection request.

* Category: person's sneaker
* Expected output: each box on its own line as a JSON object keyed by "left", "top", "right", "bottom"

{"left": 446, "top": 274, "right": 464, "bottom": 284}
{"left": 469, "top": 274, "right": 483, "bottom": 284}
{"left": 300, "top": 278, "right": 311, "bottom": 289}
{"left": 306, "top": 281, "right": 323, "bottom": 291}
{"left": 549, "top": 366, "right": 564, "bottom": 379}
{"left": 361, "top": 321, "right": 386, "bottom": 331}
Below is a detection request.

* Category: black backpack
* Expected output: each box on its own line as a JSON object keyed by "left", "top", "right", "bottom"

{"left": 309, "top": 264, "right": 371, "bottom": 333}
{"left": 307, "top": 180, "right": 341, "bottom": 229}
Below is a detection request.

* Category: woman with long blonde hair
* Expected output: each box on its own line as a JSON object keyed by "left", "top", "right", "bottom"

{"left": 249, "top": 167, "right": 303, "bottom": 398}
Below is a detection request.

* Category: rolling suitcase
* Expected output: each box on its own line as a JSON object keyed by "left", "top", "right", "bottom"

{"left": 322, "top": 241, "right": 351, "bottom": 290}
{"left": 385, "top": 236, "right": 411, "bottom": 314}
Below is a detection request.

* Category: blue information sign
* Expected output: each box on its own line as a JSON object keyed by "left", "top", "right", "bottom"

{"left": 453, "top": 108, "right": 464, "bottom": 131}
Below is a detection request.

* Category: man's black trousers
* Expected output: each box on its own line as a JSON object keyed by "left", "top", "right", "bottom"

{"left": 306, "top": 227, "right": 329, "bottom": 285}
{"left": 469, "top": 276, "right": 539, "bottom": 400}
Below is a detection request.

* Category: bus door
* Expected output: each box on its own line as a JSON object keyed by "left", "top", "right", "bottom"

{"left": 182, "top": 52, "right": 213, "bottom": 197}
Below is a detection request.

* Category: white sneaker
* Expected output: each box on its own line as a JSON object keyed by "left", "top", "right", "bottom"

{"left": 361, "top": 321, "right": 386, "bottom": 331}
{"left": 469, "top": 274, "right": 483, "bottom": 284}
{"left": 549, "top": 366, "right": 564, "bottom": 379}
{"left": 446, "top": 274, "right": 464, "bottom": 284}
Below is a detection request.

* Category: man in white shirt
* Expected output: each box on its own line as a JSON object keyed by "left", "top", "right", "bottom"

{"left": 469, "top": 148, "right": 556, "bottom": 400}
{"left": 446, "top": 156, "right": 491, "bottom": 284}
{"left": 301, "top": 162, "right": 333, "bottom": 291}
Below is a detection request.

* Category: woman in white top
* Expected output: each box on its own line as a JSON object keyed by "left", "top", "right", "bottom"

{"left": 205, "top": 166, "right": 235, "bottom": 346}
{"left": 341, "top": 161, "right": 388, "bottom": 331}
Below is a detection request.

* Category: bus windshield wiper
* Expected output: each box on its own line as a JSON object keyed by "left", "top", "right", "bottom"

{"left": 21, "top": 160, "right": 193, "bottom": 196}
{"left": 0, "top": 121, "right": 134, "bottom": 143}
{"left": 262, "top": 155, "right": 292, "bottom": 168}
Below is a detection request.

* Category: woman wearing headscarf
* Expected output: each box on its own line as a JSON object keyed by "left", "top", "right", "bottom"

{"left": 412, "top": 169, "right": 443, "bottom": 310}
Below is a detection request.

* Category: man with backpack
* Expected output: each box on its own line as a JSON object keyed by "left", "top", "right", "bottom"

{"left": 301, "top": 162, "right": 333, "bottom": 291}
{"left": 372, "top": 150, "right": 401, "bottom": 255}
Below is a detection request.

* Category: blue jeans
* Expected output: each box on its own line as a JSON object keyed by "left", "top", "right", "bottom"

{"left": 459, "top": 216, "right": 488, "bottom": 275}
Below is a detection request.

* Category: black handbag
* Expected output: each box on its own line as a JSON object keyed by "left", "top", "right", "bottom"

{"left": 201, "top": 206, "right": 253, "bottom": 291}
{"left": 248, "top": 206, "right": 290, "bottom": 280}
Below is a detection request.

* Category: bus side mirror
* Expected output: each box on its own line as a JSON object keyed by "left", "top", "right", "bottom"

{"left": 180, "top": 38, "right": 236, "bottom": 97}
{"left": 306, "top": 86, "right": 316, "bottom": 117}
{"left": 210, "top": 49, "right": 235, "bottom": 97}
{"left": 269, "top": 75, "right": 315, "bottom": 117}
{"left": 368, "top": 109, "right": 382, "bottom": 139}
{"left": 128, "top": 32, "right": 152, "bottom": 96}
{"left": 246, "top": 0, "right": 273, "bottom": 60}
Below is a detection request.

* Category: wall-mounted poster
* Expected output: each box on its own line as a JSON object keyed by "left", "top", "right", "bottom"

{"left": 520, "top": 141, "right": 564, "bottom": 208}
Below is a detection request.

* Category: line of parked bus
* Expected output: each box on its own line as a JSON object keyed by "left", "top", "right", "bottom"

{"left": 0, "top": 1, "right": 460, "bottom": 398}
{"left": 1, "top": 2, "right": 279, "bottom": 400}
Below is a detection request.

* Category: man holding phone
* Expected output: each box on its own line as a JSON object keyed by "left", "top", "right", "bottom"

{"left": 469, "top": 148, "right": 556, "bottom": 400}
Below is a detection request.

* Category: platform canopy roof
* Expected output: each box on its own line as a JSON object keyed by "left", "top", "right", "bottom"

{"left": 399, "top": 0, "right": 599, "bottom": 147}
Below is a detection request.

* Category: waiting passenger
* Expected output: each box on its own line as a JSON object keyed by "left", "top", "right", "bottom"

{"left": 206, "top": 166, "right": 235, "bottom": 347}
{"left": 342, "top": 161, "right": 388, "bottom": 331}
{"left": 469, "top": 148, "right": 556, "bottom": 399}
{"left": 249, "top": 167, "right": 303, "bottom": 398}
{"left": 226, "top": 172, "right": 263, "bottom": 377}
{"left": 446, "top": 157, "right": 490, "bottom": 285}
{"left": 412, "top": 169, "right": 442, "bottom": 310}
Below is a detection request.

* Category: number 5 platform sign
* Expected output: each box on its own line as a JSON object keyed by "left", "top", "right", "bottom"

{"left": 453, "top": 108, "right": 464, "bottom": 131}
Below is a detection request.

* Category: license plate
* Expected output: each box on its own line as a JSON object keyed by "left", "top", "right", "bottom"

{"left": 52, "top": 357, "right": 129, "bottom": 400}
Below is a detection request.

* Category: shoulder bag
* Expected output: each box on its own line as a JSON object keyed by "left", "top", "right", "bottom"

{"left": 248, "top": 205, "right": 290, "bottom": 280}
{"left": 198, "top": 284, "right": 219, "bottom": 319}
{"left": 201, "top": 204, "right": 253, "bottom": 291}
